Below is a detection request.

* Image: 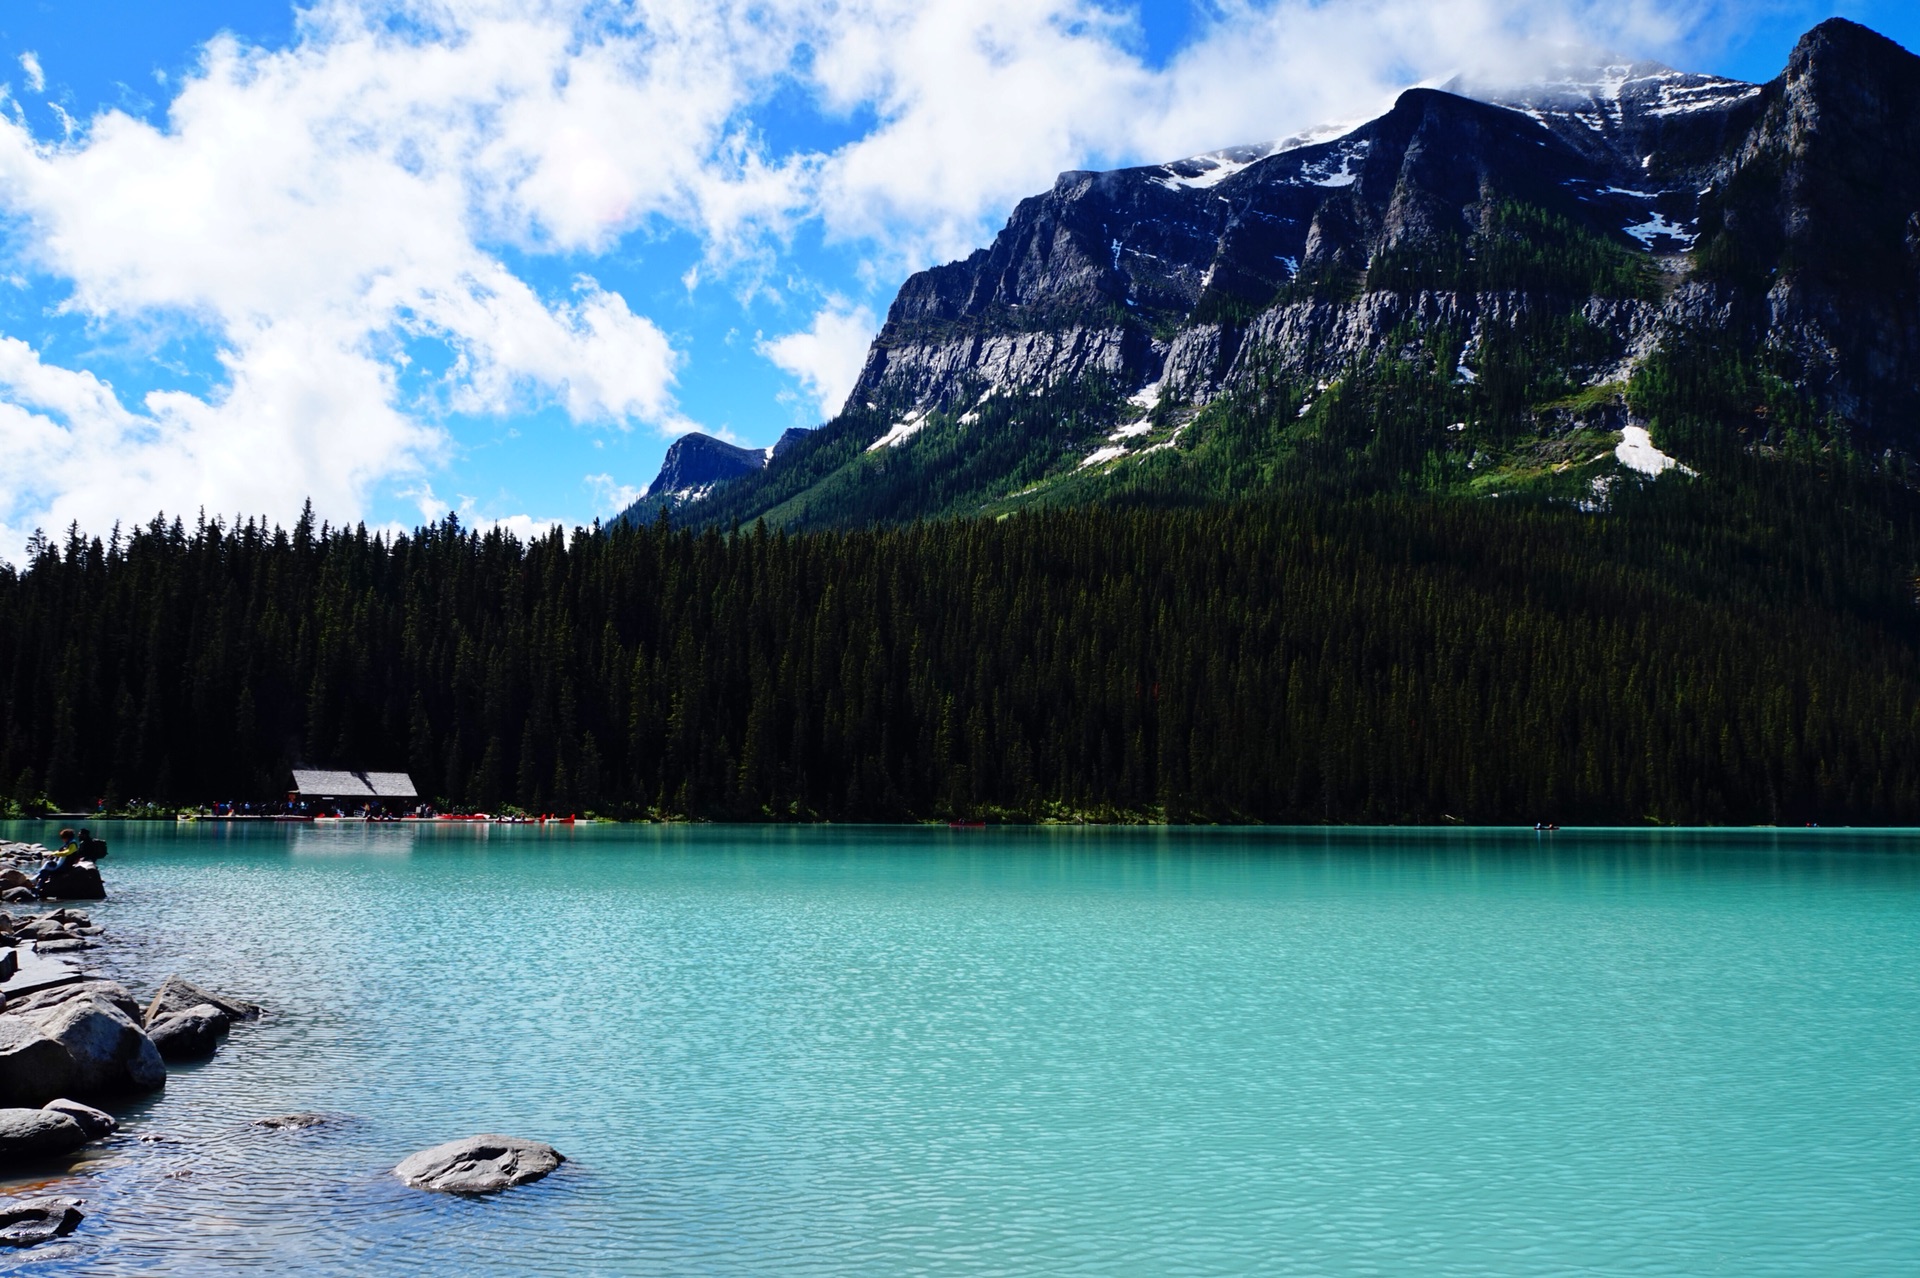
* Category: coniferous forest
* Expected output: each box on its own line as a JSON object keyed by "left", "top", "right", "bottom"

{"left": 5, "top": 452, "right": 1920, "bottom": 825}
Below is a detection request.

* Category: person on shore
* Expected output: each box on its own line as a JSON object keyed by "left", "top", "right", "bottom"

{"left": 34, "top": 828, "right": 83, "bottom": 895}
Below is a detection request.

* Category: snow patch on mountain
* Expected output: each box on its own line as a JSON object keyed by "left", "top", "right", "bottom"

{"left": 1623, "top": 211, "right": 1697, "bottom": 249}
{"left": 1155, "top": 153, "right": 1267, "bottom": 191}
{"left": 868, "top": 409, "right": 930, "bottom": 451}
{"left": 1301, "top": 140, "right": 1370, "bottom": 188}
{"left": 1151, "top": 118, "right": 1367, "bottom": 192}
{"left": 1646, "top": 78, "right": 1762, "bottom": 116}
{"left": 1615, "top": 425, "right": 1694, "bottom": 476}
{"left": 1141, "top": 426, "right": 1187, "bottom": 455}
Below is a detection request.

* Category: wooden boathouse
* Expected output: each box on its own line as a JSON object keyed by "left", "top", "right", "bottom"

{"left": 289, "top": 769, "right": 419, "bottom": 811}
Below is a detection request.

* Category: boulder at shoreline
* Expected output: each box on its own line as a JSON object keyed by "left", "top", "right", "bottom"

{"left": 41, "top": 1097, "right": 116, "bottom": 1138}
{"left": 36, "top": 862, "right": 104, "bottom": 902}
{"left": 36, "top": 997, "right": 165, "bottom": 1098}
{"left": 394, "top": 1135, "right": 565, "bottom": 1194}
{"left": 0, "top": 996, "right": 165, "bottom": 1104}
{"left": 0, "top": 1107, "right": 88, "bottom": 1159}
{"left": 7, "top": 979, "right": 145, "bottom": 1026}
{"left": 148, "top": 1003, "right": 230, "bottom": 1063}
{"left": 144, "top": 976, "right": 262, "bottom": 1028}
{"left": 0, "top": 1018, "right": 75, "bottom": 1106}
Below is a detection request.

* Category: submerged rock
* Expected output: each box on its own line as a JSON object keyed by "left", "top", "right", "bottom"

{"left": 144, "top": 977, "right": 262, "bottom": 1028}
{"left": 0, "top": 1197, "right": 84, "bottom": 1248}
{"left": 148, "top": 1003, "right": 229, "bottom": 1063}
{"left": 0, "top": 1107, "right": 87, "bottom": 1159}
{"left": 394, "top": 1135, "right": 564, "bottom": 1194}
{"left": 254, "top": 1113, "right": 332, "bottom": 1131}
{"left": 41, "top": 1097, "right": 115, "bottom": 1138}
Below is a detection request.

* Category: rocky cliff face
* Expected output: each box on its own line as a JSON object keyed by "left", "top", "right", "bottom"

{"left": 842, "top": 19, "right": 1915, "bottom": 436}
{"left": 1680, "top": 18, "right": 1920, "bottom": 426}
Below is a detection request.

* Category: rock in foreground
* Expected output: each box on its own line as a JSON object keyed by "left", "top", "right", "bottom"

{"left": 394, "top": 1135, "right": 564, "bottom": 1194}
{"left": 7, "top": 979, "right": 145, "bottom": 1026}
{"left": 0, "top": 1018, "right": 75, "bottom": 1105}
{"left": 0, "top": 1197, "right": 83, "bottom": 1248}
{"left": 35, "top": 862, "right": 104, "bottom": 902}
{"left": 30, "top": 998, "right": 165, "bottom": 1100}
{"left": 148, "top": 1003, "right": 230, "bottom": 1063}
{"left": 41, "top": 1097, "right": 116, "bottom": 1139}
{"left": 1, "top": 995, "right": 166, "bottom": 1105}
{"left": 0, "top": 1107, "right": 88, "bottom": 1159}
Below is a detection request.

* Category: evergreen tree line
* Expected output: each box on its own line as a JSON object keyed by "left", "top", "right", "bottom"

{"left": 4, "top": 465, "right": 1920, "bottom": 825}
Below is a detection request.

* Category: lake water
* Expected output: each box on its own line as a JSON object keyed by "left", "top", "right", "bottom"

{"left": 2, "top": 823, "right": 1918, "bottom": 1276}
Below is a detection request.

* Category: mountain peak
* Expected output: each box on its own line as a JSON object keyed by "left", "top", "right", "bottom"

{"left": 1446, "top": 56, "right": 1758, "bottom": 121}
{"left": 1791, "top": 16, "right": 1915, "bottom": 69}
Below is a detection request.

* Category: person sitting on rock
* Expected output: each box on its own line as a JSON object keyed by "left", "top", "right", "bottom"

{"left": 33, "top": 828, "right": 83, "bottom": 896}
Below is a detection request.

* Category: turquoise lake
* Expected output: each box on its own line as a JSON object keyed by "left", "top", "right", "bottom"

{"left": 3, "top": 823, "right": 1918, "bottom": 1275}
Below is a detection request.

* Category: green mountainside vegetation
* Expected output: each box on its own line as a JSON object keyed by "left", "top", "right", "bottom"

{"left": 5, "top": 447, "right": 1920, "bottom": 824}
{"left": 665, "top": 199, "right": 1846, "bottom": 535}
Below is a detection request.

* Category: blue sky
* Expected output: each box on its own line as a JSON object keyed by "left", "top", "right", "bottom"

{"left": 0, "top": 0, "right": 1912, "bottom": 555}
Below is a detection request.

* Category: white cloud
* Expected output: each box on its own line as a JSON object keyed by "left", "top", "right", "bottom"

{"left": 585, "top": 471, "right": 643, "bottom": 515}
{"left": 0, "top": 331, "right": 439, "bottom": 561}
{"left": 478, "top": 512, "right": 568, "bottom": 542}
{"left": 0, "top": 3, "right": 787, "bottom": 552}
{"left": 758, "top": 300, "right": 877, "bottom": 421}
{"left": 0, "top": 2, "right": 803, "bottom": 557}
{"left": 18, "top": 52, "right": 44, "bottom": 95}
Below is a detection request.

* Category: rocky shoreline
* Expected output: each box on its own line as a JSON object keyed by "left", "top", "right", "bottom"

{"left": 0, "top": 836, "right": 264, "bottom": 1248}
{"left": 0, "top": 834, "right": 565, "bottom": 1251}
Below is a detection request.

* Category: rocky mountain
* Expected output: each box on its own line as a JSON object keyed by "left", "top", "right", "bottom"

{"left": 621, "top": 428, "right": 810, "bottom": 523}
{"left": 630, "top": 18, "right": 1920, "bottom": 531}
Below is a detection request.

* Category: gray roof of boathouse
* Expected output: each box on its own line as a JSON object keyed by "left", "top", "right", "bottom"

{"left": 291, "top": 769, "right": 419, "bottom": 799}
